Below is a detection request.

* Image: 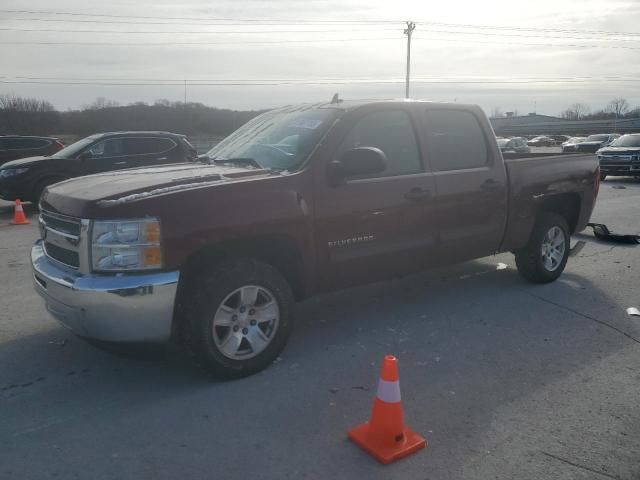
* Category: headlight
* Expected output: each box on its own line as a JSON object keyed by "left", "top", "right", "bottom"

{"left": 91, "top": 218, "right": 162, "bottom": 271}
{"left": 0, "top": 168, "right": 29, "bottom": 178}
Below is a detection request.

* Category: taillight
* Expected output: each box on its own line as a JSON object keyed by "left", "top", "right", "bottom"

{"left": 594, "top": 166, "right": 600, "bottom": 197}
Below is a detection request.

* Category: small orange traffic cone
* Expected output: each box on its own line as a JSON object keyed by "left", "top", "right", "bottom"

{"left": 348, "top": 355, "right": 426, "bottom": 464}
{"left": 10, "top": 199, "right": 31, "bottom": 225}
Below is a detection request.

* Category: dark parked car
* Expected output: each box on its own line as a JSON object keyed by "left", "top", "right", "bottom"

{"left": 0, "top": 131, "right": 197, "bottom": 203}
{"left": 0, "top": 136, "right": 64, "bottom": 166}
{"left": 497, "top": 137, "right": 530, "bottom": 153}
{"left": 575, "top": 133, "right": 620, "bottom": 153}
{"left": 547, "top": 135, "right": 571, "bottom": 146}
{"left": 597, "top": 133, "right": 640, "bottom": 180}
{"left": 561, "top": 136, "right": 587, "bottom": 153}
{"left": 32, "top": 100, "right": 599, "bottom": 378}
{"left": 527, "top": 136, "right": 555, "bottom": 147}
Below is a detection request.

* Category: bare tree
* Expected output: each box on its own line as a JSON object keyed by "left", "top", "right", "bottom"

{"left": 85, "top": 97, "right": 120, "bottom": 110}
{"left": 606, "top": 98, "right": 629, "bottom": 117}
{"left": 0, "top": 94, "right": 58, "bottom": 134}
{"left": 560, "top": 103, "right": 590, "bottom": 120}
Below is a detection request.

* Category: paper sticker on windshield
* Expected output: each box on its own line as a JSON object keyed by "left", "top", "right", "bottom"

{"left": 288, "top": 119, "right": 323, "bottom": 129}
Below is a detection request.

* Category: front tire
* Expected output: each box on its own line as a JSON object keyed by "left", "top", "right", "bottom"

{"left": 515, "top": 212, "right": 570, "bottom": 283}
{"left": 182, "top": 258, "right": 294, "bottom": 379}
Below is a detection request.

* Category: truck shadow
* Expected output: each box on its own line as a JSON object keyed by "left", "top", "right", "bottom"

{"left": 1, "top": 255, "right": 636, "bottom": 479}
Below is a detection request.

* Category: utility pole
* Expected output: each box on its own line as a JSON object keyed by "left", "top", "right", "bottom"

{"left": 403, "top": 21, "right": 416, "bottom": 99}
{"left": 184, "top": 79, "right": 187, "bottom": 104}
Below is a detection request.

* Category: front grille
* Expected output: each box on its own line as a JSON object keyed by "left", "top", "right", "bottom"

{"left": 44, "top": 242, "right": 80, "bottom": 268}
{"left": 39, "top": 209, "right": 83, "bottom": 270}
{"left": 40, "top": 211, "right": 81, "bottom": 236}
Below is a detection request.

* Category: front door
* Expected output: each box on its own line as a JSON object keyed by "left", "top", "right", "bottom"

{"left": 314, "top": 105, "right": 438, "bottom": 290}
{"left": 80, "top": 137, "right": 132, "bottom": 174}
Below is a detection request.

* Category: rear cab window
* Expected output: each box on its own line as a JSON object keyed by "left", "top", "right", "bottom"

{"left": 423, "top": 109, "right": 489, "bottom": 171}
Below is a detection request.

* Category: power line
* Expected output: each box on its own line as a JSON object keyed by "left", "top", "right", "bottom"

{"left": 2, "top": 78, "right": 640, "bottom": 87}
{"left": 2, "top": 26, "right": 640, "bottom": 45}
{"left": 413, "top": 33, "right": 640, "bottom": 51}
{"left": 3, "top": 34, "right": 640, "bottom": 51}
{"left": 0, "top": 9, "right": 402, "bottom": 23}
{"left": 0, "top": 36, "right": 403, "bottom": 46}
{"left": 9, "top": 75, "right": 640, "bottom": 82}
{"left": 2, "top": 9, "right": 640, "bottom": 38}
{"left": 0, "top": 27, "right": 402, "bottom": 35}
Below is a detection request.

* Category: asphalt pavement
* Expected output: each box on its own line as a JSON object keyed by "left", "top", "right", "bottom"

{"left": 1, "top": 177, "right": 639, "bottom": 480}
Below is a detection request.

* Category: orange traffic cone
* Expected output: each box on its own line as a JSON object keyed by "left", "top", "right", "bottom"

{"left": 10, "top": 199, "right": 31, "bottom": 225}
{"left": 348, "top": 355, "right": 426, "bottom": 464}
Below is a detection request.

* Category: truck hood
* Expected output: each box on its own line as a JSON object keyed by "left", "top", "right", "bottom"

{"left": 1, "top": 156, "right": 50, "bottom": 168}
{"left": 598, "top": 147, "right": 640, "bottom": 155}
{"left": 42, "top": 163, "right": 274, "bottom": 213}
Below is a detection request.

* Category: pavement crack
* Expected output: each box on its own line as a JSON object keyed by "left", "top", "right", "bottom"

{"left": 541, "top": 451, "right": 622, "bottom": 479}
{"left": 525, "top": 291, "right": 640, "bottom": 345}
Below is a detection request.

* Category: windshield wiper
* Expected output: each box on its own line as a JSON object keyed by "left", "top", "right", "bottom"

{"left": 211, "top": 157, "right": 263, "bottom": 169}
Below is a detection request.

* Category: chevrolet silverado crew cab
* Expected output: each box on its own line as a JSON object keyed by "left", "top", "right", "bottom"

{"left": 31, "top": 100, "right": 600, "bottom": 378}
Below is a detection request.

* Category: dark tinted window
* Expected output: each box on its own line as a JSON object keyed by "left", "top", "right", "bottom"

{"left": 338, "top": 110, "right": 421, "bottom": 177}
{"left": 124, "top": 137, "right": 175, "bottom": 155}
{"left": 424, "top": 109, "right": 488, "bottom": 171}
{"left": 2, "top": 138, "right": 49, "bottom": 150}
{"left": 17, "top": 138, "right": 49, "bottom": 149}
{"left": 88, "top": 138, "right": 126, "bottom": 158}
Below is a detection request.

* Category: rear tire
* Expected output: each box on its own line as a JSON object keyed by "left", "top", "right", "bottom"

{"left": 515, "top": 212, "right": 570, "bottom": 284}
{"left": 181, "top": 258, "right": 294, "bottom": 379}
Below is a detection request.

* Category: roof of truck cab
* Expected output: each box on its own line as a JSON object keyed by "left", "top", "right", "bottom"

{"left": 279, "top": 98, "right": 479, "bottom": 112}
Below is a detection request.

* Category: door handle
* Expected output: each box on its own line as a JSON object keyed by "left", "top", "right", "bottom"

{"left": 114, "top": 161, "right": 127, "bottom": 165}
{"left": 404, "top": 187, "right": 431, "bottom": 201}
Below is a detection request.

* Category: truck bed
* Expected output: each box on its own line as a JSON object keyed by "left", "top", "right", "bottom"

{"left": 500, "top": 152, "right": 599, "bottom": 251}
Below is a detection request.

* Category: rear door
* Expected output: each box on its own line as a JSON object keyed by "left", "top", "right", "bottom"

{"left": 420, "top": 107, "right": 508, "bottom": 263}
{"left": 313, "top": 105, "right": 438, "bottom": 290}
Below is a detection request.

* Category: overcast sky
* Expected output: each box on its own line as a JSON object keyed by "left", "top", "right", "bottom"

{"left": 2, "top": 0, "right": 639, "bottom": 116}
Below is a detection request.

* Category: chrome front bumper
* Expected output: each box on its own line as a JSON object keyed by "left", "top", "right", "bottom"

{"left": 31, "top": 241, "right": 179, "bottom": 342}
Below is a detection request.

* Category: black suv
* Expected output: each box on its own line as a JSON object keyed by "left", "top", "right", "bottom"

{"left": 596, "top": 133, "right": 640, "bottom": 180}
{"left": 0, "top": 136, "right": 65, "bottom": 166}
{"left": 0, "top": 131, "right": 198, "bottom": 203}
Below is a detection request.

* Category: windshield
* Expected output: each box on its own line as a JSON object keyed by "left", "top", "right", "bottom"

{"left": 206, "top": 106, "right": 340, "bottom": 171}
{"left": 609, "top": 134, "right": 640, "bottom": 147}
{"left": 586, "top": 134, "right": 609, "bottom": 142}
{"left": 51, "top": 134, "right": 101, "bottom": 158}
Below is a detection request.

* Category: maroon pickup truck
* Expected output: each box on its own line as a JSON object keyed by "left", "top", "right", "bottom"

{"left": 32, "top": 100, "right": 600, "bottom": 378}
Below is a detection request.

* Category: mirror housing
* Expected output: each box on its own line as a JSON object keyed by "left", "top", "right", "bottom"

{"left": 328, "top": 147, "right": 387, "bottom": 182}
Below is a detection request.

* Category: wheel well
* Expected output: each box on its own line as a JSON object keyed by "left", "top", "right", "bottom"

{"left": 178, "top": 235, "right": 306, "bottom": 302}
{"left": 541, "top": 193, "right": 581, "bottom": 233}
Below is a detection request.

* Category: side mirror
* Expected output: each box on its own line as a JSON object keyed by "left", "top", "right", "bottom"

{"left": 328, "top": 147, "right": 387, "bottom": 182}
